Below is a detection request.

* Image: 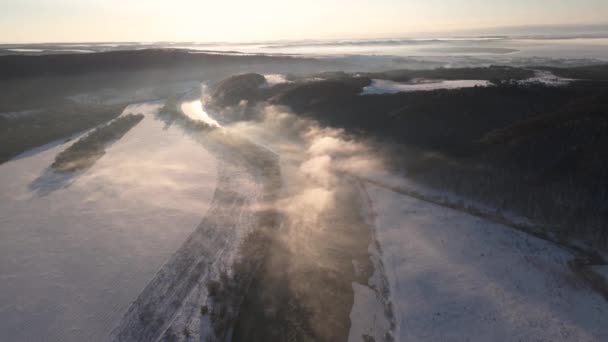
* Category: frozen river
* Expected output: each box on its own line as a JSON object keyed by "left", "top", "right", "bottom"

{"left": 0, "top": 103, "right": 218, "bottom": 341}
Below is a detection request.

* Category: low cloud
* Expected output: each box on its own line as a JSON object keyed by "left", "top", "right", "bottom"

{"left": 227, "top": 104, "right": 385, "bottom": 220}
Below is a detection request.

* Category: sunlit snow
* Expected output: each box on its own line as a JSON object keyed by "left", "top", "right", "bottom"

{"left": 361, "top": 79, "right": 490, "bottom": 95}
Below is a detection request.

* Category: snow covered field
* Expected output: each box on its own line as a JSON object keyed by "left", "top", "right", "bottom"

{"left": 262, "top": 74, "right": 291, "bottom": 87}
{"left": 360, "top": 70, "right": 573, "bottom": 96}
{"left": 520, "top": 70, "right": 575, "bottom": 86}
{"left": 0, "top": 102, "right": 218, "bottom": 341}
{"left": 361, "top": 79, "right": 491, "bottom": 95}
{"left": 364, "top": 182, "right": 608, "bottom": 341}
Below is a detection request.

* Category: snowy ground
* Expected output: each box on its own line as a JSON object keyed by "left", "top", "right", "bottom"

{"left": 110, "top": 156, "right": 262, "bottom": 342}
{"left": 0, "top": 102, "right": 218, "bottom": 341}
{"left": 262, "top": 74, "right": 291, "bottom": 87}
{"left": 111, "top": 102, "right": 268, "bottom": 341}
{"left": 361, "top": 79, "right": 491, "bottom": 95}
{"left": 360, "top": 70, "right": 574, "bottom": 96}
{"left": 520, "top": 70, "right": 575, "bottom": 86}
{"left": 363, "top": 182, "right": 608, "bottom": 341}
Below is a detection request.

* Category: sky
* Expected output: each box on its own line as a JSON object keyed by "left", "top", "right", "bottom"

{"left": 1, "top": 0, "right": 608, "bottom": 43}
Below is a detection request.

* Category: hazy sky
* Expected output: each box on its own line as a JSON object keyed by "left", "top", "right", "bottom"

{"left": 1, "top": 0, "right": 608, "bottom": 43}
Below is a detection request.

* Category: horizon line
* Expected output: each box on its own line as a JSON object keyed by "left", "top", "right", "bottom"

{"left": 2, "top": 22, "right": 608, "bottom": 46}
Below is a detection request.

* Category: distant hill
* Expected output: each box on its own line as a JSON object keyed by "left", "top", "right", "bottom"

{"left": 0, "top": 49, "right": 325, "bottom": 80}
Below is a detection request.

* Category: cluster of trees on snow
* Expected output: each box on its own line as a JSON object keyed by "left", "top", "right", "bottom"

{"left": 51, "top": 113, "right": 144, "bottom": 171}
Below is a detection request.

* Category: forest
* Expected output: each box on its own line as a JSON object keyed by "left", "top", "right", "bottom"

{"left": 210, "top": 66, "right": 608, "bottom": 248}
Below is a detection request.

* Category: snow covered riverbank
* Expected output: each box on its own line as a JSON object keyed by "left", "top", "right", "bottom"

{"left": 363, "top": 181, "right": 608, "bottom": 341}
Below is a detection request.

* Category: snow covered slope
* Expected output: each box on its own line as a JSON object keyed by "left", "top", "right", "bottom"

{"left": 364, "top": 182, "right": 608, "bottom": 341}
{"left": 0, "top": 102, "right": 218, "bottom": 342}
